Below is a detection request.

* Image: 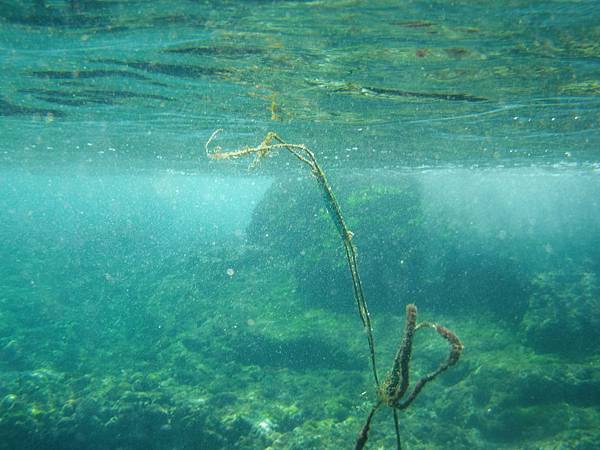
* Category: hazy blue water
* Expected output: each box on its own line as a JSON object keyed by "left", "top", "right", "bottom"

{"left": 1, "top": 1, "right": 600, "bottom": 449}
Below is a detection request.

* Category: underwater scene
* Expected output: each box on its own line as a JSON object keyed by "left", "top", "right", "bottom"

{"left": 1, "top": 1, "right": 600, "bottom": 449}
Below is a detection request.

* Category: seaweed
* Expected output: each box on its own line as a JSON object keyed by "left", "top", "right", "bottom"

{"left": 0, "top": 98, "right": 65, "bottom": 118}
{"left": 307, "top": 79, "right": 487, "bottom": 102}
{"left": 20, "top": 87, "right": 171, "bottom": 107}
{"left": 165, "top": 46, "right": 265, "bottom": 57}
{"left": 97, "top": 60, "right": 232, "bottom": 79}
{"left": 30, "top": 69, "right": 149, "bottom": 81}
{"left": 205, "top": 131, "right": 463, "bottom": 449}
{"left": 356, "top": 304, "right": 463, "bottom": 450}
{"left": 358, "top": 86, "right": 486, "bottom": 102}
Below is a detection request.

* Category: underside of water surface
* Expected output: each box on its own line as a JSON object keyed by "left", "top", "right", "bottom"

{"left": 1, "top": 1, "right": 599, "bottom": 449}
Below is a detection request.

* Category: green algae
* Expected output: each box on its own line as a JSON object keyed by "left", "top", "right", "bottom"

{"left": 3, "top": 164, "right": 600, "bottom": 449}
{"left": 2, "top": 233, "right": 600, "bottom": 449}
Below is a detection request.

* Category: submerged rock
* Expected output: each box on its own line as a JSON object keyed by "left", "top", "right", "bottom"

{"left": 247, "top": 173, "right": 426, "bottom": 312}
{"left": 521, "top": 259, "right": 600, "bottom": 355}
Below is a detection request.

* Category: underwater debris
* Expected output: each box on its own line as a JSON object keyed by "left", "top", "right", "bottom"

{"left": 206, "top": 130, "right": 377, "bottom": 383}
{"left": 356, "top": 304, "right": 463, "bottom": 450}
{"left": 206, "top": 131, "right": 463, "bottom": 449}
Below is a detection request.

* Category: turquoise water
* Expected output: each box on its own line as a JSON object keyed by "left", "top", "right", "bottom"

{"left": 1, "top": 1, "right": 600, "bottom": 449}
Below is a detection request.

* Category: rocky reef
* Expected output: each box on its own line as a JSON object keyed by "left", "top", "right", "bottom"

{"left": 1, "top": 162, "right": 599, "bottom": 449}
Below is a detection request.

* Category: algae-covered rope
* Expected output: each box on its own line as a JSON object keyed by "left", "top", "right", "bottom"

{"left": 205, "top": 130, "right": 380, "bottom": 387}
